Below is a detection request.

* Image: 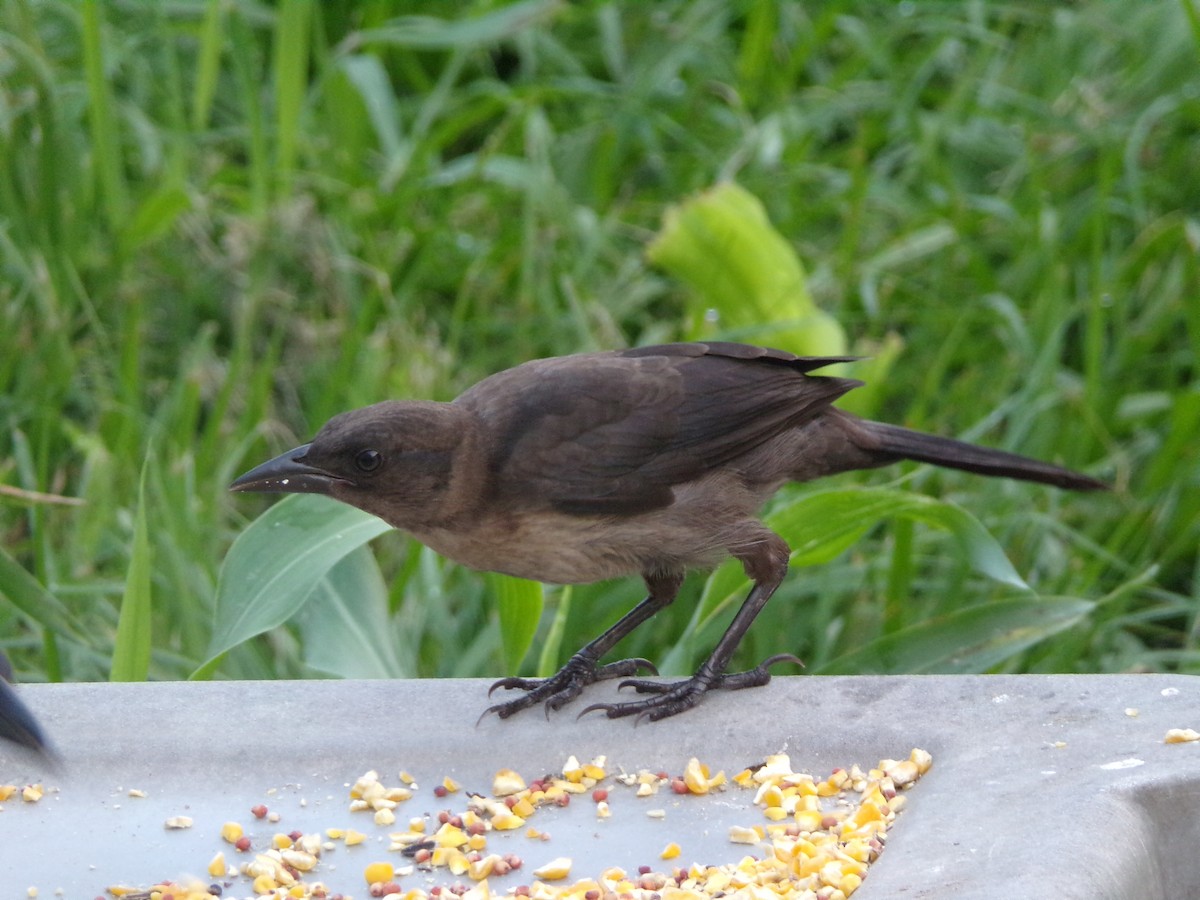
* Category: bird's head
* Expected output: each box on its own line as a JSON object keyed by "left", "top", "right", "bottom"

{"left": 230, "top": 401, "right": 475, "bottom": 529}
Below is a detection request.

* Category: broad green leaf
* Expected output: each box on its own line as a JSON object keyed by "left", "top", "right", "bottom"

{"left": 647, "top": 182, "right": 847, "bottom": 356}
{"left": 814, "top": 596, "right": 1095, "bottom": 675}
{"left": 202, "top": 494, "right": 391, "bottom": 670}
{"left": 659, "top": 486, "right": 1027, "bottom": 673}
{"left": 298, "top": 545, "right": 408, "bottom": 678}
{"left": 489, "top": 572, "right": 543, "bottom": 675}
{"left": 111, "top": 461, "right": 153, "bottom": 682}
{"left": 771, "top": 488, "right": 1027, "bottom": 589}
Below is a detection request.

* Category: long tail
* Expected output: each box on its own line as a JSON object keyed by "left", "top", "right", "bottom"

{"left": 851, "top": 416, "right": 1107, "bottom": 491}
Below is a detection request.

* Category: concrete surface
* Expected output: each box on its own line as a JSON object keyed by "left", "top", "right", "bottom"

{"left": 1, "top": 674, "right": 1198, "bottom": 898}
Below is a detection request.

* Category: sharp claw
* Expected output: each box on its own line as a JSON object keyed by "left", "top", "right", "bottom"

{"left": 760, "top": 653, "right": 805, "bottom": 671}
{"left": 576, "top": 702, "right": 610, "bottom": 720}
{"left": 488, "top": 676, "right": 533, "bottom": 697}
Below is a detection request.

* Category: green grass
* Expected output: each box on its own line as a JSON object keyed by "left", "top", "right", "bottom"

{"left": 0, "top": 0, "right": 1196, "bottom": 691}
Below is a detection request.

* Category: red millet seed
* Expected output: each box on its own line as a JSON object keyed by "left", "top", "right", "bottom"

{"left": 250, "top": 804, "right": 268, "bottom": 819}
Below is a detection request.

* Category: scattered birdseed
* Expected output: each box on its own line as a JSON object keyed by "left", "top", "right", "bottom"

{"left": 100, "top": 746, "right": 930, "bottom": 899}
{"left": 163, "top": 816, "right": 194, "bottom": 830}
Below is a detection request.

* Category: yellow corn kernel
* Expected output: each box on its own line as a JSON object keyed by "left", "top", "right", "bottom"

{"left": 793, "top": 809, "right": 824, "bottom": 832}
{"left": 207, "top": 852, "right": 227, "bottom": 877}
{"left": 344, "top": 829, "right": 366, "bottom": 846}
{"left": 442, "top": 776, "right": 461, "bottom": 793}
{"left": 511, "top": 796, "right": 535, "bottom": 818}
{"left": 1165, "top": 728, "right": 1200, "bottom": 744}
{"left": 350, "top": 770, "right": 379, "bottom": 799}
{"left": 374, "top": 807, "right": 396, "bottom": 826}
{"left": 272, "top": 833, "right": 293, "bottom": 850}
{"left": 220, "top": 822, "right": 244, "bottom": 843}
{"left": 446, "top": 848, "right": 470, "bottom": 876}
{"left": 468, "top": 854, "right": 498, "bottom": 880}
{"left": 493, "top": 769, "right": 526, "bottom": 796}
{"left": 281, "top": 849, "right": 318, "bottom": 872}
{"left": 533, "top": 857, "right": 572, "bottom": 880}
{"left": 492, "top": 811, "right": 525, "bottom": 830}
{"left": 364, "top": 861, "right": 395, "bottom": 884}
{"left": 910, "top": 747, "right": 933, "bottom": 773}
{"left": 661, "top": 842, "right": 681, "bottom": 860}
{"left": 251, "top": 873, "right": 277, "bottom": 894}
{"left": 683, "top": 758, "right": 711, "bottom": 794}
{"left": 729, "top": 825, "right": 761, "bottom": 844}
{"left": 467, "top": 833, "right": 488, "bottom": 852}
{"left": 732, "top": 768, "right": 755, "bottom": 787}
{"left": 757, "top": 784, "right": 784, "bottom": 807}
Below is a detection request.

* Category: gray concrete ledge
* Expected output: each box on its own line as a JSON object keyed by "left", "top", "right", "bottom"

{"left": 2, "top": 674, "right": 1198, "bottom": 898}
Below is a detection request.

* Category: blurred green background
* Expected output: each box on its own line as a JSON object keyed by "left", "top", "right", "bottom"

{"left": 1, "top": 0, "right": 1196, "bottom": 692}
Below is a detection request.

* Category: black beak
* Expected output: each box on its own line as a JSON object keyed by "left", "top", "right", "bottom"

{"left": 230, "top": 444, "right": 345, "bottom": 494}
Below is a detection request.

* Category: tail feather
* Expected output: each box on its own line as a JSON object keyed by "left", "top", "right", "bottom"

{"left": 858, "top": 419, "right": 1107, "bottom": 492}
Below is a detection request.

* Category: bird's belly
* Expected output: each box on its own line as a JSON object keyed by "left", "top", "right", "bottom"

{"left": 410, "top": 510, "right": 724, "bottom": 585}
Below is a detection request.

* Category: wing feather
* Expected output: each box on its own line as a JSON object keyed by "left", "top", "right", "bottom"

{"left": 456, "top": 343, "right": 860, "bottom": 515}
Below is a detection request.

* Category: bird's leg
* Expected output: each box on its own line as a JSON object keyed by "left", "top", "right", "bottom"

{"left": 582, "top": 530, "right": 798, "bottom": 722}
{"left": 482, "top": 571, "right": 683, "bottom": 720}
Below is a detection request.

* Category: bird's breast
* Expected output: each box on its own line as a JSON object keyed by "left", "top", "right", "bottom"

{"left": 409, "top": 512, "right": 651, "bottom": 584}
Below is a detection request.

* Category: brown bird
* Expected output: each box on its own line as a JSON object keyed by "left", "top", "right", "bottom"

{"left": 231, "top": 342, "right": 1104, "bottom": 721}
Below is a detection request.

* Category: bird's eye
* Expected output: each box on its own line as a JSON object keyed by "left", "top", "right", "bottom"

{"left": 355, "top": 449, "right": 383, "bottom": 473}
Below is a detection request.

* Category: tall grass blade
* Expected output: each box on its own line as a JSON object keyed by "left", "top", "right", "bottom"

{"left": 110, "top": 459, "right": 153, "bottom": 682}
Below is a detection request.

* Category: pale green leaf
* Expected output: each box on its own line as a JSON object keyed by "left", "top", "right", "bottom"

{"left": 815, "top": 597, "right": 1095, "bottom": 674}
{"left": 298, "top": 545, "right": 409, "bottom": 678}
{"left": 203, "top": 494, "right": 391, "bottom": 670}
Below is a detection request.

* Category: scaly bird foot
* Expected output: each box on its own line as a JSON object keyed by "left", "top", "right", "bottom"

{"left": 481, "top": 655, "right": 658, "bottom": 721}
{"left": 579, "top": 654, "right": 803, "bottom": 722}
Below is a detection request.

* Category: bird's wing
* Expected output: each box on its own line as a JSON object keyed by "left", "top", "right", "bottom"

{"left": 457, "top": 342, "right": 861, "bottom": 516}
